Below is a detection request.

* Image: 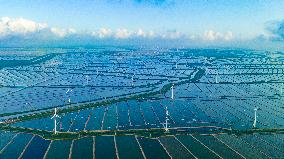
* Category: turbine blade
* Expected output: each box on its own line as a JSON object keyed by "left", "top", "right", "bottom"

{"left": 51, "top": 114, "right": 56, "bottom": 119}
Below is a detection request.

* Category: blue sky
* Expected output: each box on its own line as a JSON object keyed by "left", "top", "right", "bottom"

{"left": 0, "top": 0, "right": 284, "bottom": 49}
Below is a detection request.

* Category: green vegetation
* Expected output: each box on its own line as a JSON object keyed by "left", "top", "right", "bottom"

{"left": 0, "top": 124, "right": 282, "bottom": 141}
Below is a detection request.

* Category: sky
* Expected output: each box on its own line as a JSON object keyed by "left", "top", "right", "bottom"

{"left": 0, "top": 0, "right": 284, "bottom": 49}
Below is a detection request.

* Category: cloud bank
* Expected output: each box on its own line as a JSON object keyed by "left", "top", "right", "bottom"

{"left": 203, "top": 30, "right": 233, "bottom": 41}
{"left": 0, "top": 17, "right": 47, "bottom": 36}
{"left": 266, "top": 20, "right": 284, "bottom": 41}
{"left": 3, "top": 16, "right": 279, "bottom": 49}
{"left": 0, "top": 17, "right": 76, "bottom": 38}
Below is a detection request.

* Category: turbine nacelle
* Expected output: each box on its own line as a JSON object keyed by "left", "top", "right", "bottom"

{"left": 51, "top": 114, "right": 60, "bottom": 119}
{"left": 66, "top": 89, "right": 73, "bottom": 94}
{"left": 51, "top": 108, "right": 60, "bottom": 119}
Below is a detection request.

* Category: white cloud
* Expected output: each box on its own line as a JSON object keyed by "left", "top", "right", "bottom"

{"left": 203, "top": 30, "right": 222, "bottom": 41}
{"left": 136, "top": 29, "right": 147, "bottom": 37}
{"left": 224, "top": 31, "right": 233, "bottom": 41}
{"left": 265, "top": 20, "right": 284, "bottom": 41}
{"left": 51, "top": 28, "right": 66, "bottom": 37}
{"left": 0, "top": 17, "right": 48, "bottom": 37}
{"left": 68, "top": 28, "right": 76, "bottom": 34}
{"left": 50, "top": 27, "right": 76, "bottom": 37}
{"left": 1, "top": 17, "right": 10, "bottom": 24}
{"left": 203, "top": 30, "right": 234, "bottom": 41}
{"left": 135, "top": 29, "right": 158, "bottom": 38}
{"left": 0, "top": 16, "right": 240, "bottom": 46}
{"left": 114, "top": 28, "right": 132, "bottom": 39}
{"left": 161, "top": 30, "right": 183, "bottom": 39}
{"left": 92, "top": 28, "right": 112, "bottom": 38}
{"left": 92, "top": 28, "right": 157, "bottom": 39}
{"left": 148, "top": 30, "right": 155, "bottom": 38}
{"left": 92, "top": 28, "right": 134, "bottom": 39}
{"left": 0, "top": 17, "right": 76, "bottom": 38}
{"left": 0, "top": 23, "right": 6, "bottom": 35}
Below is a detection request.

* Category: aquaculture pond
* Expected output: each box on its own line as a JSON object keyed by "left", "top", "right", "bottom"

{"left": 0, "top": 47, "right": 283, "bottom": 158}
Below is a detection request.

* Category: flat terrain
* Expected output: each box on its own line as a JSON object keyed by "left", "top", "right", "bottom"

{"left": 0, "top": 48, "right": 283, "bottom": 158}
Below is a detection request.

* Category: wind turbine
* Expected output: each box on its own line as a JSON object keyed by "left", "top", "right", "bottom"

{"left": 171, "top": 84, "right": 174, "bottom": 100}
{"left": 215, "top": 73, "right": 219, "bottom": 83}
{"left": 51, "top": 108, "right": 60, "bottom": 134}
{"left": 165, "top": 106, "right": 169, "bottom": 132}
{"left": 131, "top": 73, "right": 135, "bottom": 86}
{"left": 161, "top": 106, "right": 170, "bottom": 132}
{"left": 205, "top": 68, "right": 209, "bottom": 75}
{"left": 66, "top": 89, "right": 72, "bottom": 103}
{"left": 26, "top": 102, "right": 38, "bottom": 110}
{"left": 253, "top": 107, "right": 258, "bottom": 128}
{"left": 96, "top": 68, "right": 99, "bottom": 76}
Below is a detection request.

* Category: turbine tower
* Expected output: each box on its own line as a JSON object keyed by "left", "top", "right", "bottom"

{"left": 66, "top": 89, "right": 72, "bottom": 103}
{"left": 51, "top": 108, "right": 60, "bottom": 134}
{"left": 215, "top": 73, "right": 219, "bottom": 83}
{"left": 165, "top": 106, "right": 169, "bottom": 132}
{"left": 205, "top": 68, "right": 209, "bottom": 75}
{"left": 253, "top": 108, "right": 258, "bottom": 128}
{"left": 171, "top": 84, "right": 174, "bottom": 99}
{"left": 131, "top": 73, "right": 135, "bottom": 86}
